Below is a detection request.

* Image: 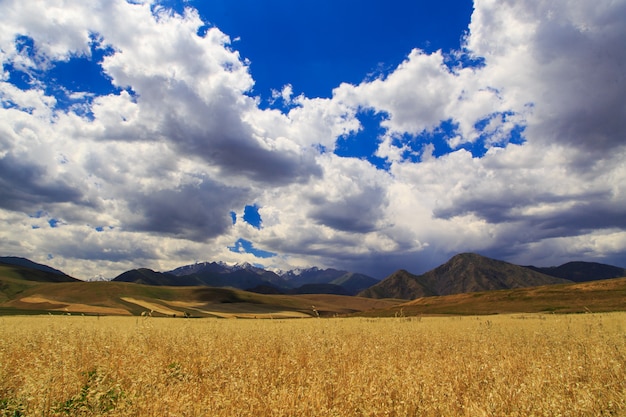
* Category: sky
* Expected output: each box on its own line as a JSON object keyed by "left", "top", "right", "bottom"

{"left": 1, "top": 0, "right": 625, "bottom": 280}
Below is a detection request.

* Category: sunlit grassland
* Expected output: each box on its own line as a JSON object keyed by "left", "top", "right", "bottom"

{"left": 1, "top": 313, "right": 625, "bottom": 416}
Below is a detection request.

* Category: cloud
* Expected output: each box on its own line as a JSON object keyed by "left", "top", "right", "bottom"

{"left": 0, "top": 153, "right": 83, "bottom": 211}
{"left": 467, "top": 0, "right": 626, "bottom": 154}
{"left": 0, "top": 0, "right": 625, "bottom": 279}
{"left": 94, "top": 4, "right": 323, "bottom": 184}
{"left": 306, "top": 155, "right": 389, "bottom": 233}
{"left": 127, "top": 180, "right": 248, "bottom": 241}
{"left": 334, "top": 49, "right": 461, "bottom": 136}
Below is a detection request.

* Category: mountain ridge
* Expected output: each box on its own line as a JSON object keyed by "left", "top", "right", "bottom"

{"left": 0, "top": 257, "right": 78, "bottom": 282}
{"left": 148, "top": 262, "right": 378, "bottom": 295}
{"left": 525, "top": 261, "right": 626, "bottom": 282}
{"left": 359, "top": 253, "right": 574, "bottom": 300}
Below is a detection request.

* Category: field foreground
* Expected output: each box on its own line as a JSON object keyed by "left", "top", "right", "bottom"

{"left": 1, "top": 314, "right": 625, "bottom": 416}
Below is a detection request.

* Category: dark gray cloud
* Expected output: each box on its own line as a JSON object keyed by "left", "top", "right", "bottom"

{"left": 308, "top": 184, "right": 387, "bottom": 233}
{"left": 0, "top": 154, "right": 83, "bottom": 211}
{"left": 294, "top": 246, "right": 452, "bottom": 279}
{"left": 434, "top": 188, "right": 625, "bottom": 242}
{"left": 127, "top": 180, "right": 248, "bottom": 241}
{"left": 98, "top": 75, "right": 324, "bottom": 186}
{"left": 164, "top": 121, "right": 322, "bottom": 185}
{"left": 530, "top": 2, "right": 626, "bottom": 152}
{"left": 534, "top": 201, "right": 626, "bottom": 235}
{"left": 53, "top": 237, "right": 159, "bottom": 263}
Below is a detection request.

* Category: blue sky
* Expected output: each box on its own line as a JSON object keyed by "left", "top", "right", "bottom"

{"left": 1, "top": 0, "right": 625, "bottom": 279}
{"left": 187, "top": 0, "right": 473, "bottom": 100}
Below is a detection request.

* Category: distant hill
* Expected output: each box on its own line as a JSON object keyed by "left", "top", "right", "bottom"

{"left": 168, "top": 261, "right": 231, "bottom": 276}
{"left": 195, "top": 268, "right": 282, "bottom": 290}
{"left": 288, "top": 283, "right": 351, "bottom": 296}
{"left": 245, "top": 278, "right": 374, "bottom": 296}
{"left": 282, "top": 267, "right": 346, "bottom": 286}
{"left": 0, "top": 260, "right": 79, "bottom": 307}
{"left": 525, "top": 261, "right": 626, "bottom": 282}
{"left": 112, "top": 269, "right": 193, "bottom": 286}
{"left": 360, "top": 253, "right": 571, "bottom": 300}
{"left": 0, "top": 257, "right": 77, "bottom": 282}
{"left": 2, "top": 254, "right": 625, "bottom": 317}
{"left": 245, "top": 284, "right": 285, "bottom": 295}
{"left": 359, "top": 270, "right": 436, "bottom": 299}
{"left": 326, "top": 272, "right": 379, "bottom": 295}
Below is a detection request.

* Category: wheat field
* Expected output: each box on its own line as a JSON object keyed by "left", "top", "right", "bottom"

{"left": 1, "top": 313, "right": 624, "bottom": 416}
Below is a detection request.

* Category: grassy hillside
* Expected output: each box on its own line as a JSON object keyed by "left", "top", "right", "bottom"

{"left": 0, "top": 265, "right": 48, "bottom": 305}
{"left": 354, "top": 277, "right": 626, "bottom": 317}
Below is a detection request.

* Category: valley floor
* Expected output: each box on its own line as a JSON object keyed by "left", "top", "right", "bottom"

{"left": 1, "top": 313, "right": 625, "bottom": 416}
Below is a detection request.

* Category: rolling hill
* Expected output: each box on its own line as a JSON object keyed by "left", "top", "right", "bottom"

{"left": 0, "top": 261, "right": 398, "bottom": 317}
{"left": 359, "top": 253, "right": 572, "bottom": 299}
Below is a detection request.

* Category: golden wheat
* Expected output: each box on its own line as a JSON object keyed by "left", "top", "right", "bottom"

{"left": 0, "top": 313, "right": 624, "bottom": 416}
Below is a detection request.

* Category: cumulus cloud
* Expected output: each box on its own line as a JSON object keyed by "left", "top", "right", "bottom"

{"left": 0, "top": 0, "right": 625, "bottom": 278}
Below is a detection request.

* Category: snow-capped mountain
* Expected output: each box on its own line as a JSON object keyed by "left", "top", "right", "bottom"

{"left": 83, "top": 274, "right": 113, "bottom": 282}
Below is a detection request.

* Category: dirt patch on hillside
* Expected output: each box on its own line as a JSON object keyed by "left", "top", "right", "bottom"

{"left": 166, "top": 300, "right": 311, "bottom": 318}
{"left": 17, "top": 296, "right": 131, "bottom": 315}
{"left": 121, "top": 297, "right": 184, "bottom": 316}
{"left": 293, "top": 294, "right": 402, "bottom": 314}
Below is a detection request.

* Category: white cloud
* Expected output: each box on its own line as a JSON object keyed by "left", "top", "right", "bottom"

{"left": 335, "top": 50, "right": 456, "bottom": 135}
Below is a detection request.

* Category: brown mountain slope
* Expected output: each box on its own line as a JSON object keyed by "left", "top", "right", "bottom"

{"left": 360, "top": 253, "right": 572, "bottom": 300}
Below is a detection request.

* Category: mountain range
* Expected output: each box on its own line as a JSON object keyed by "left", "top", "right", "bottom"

{"left": 1, "top": 253, "right": 625, "bottom": 316}
{"left": 112, "top": 262, "right": 379, "bottom": 296}
{"left": 2, "top": 253, "right": 626, "bottom": 301}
